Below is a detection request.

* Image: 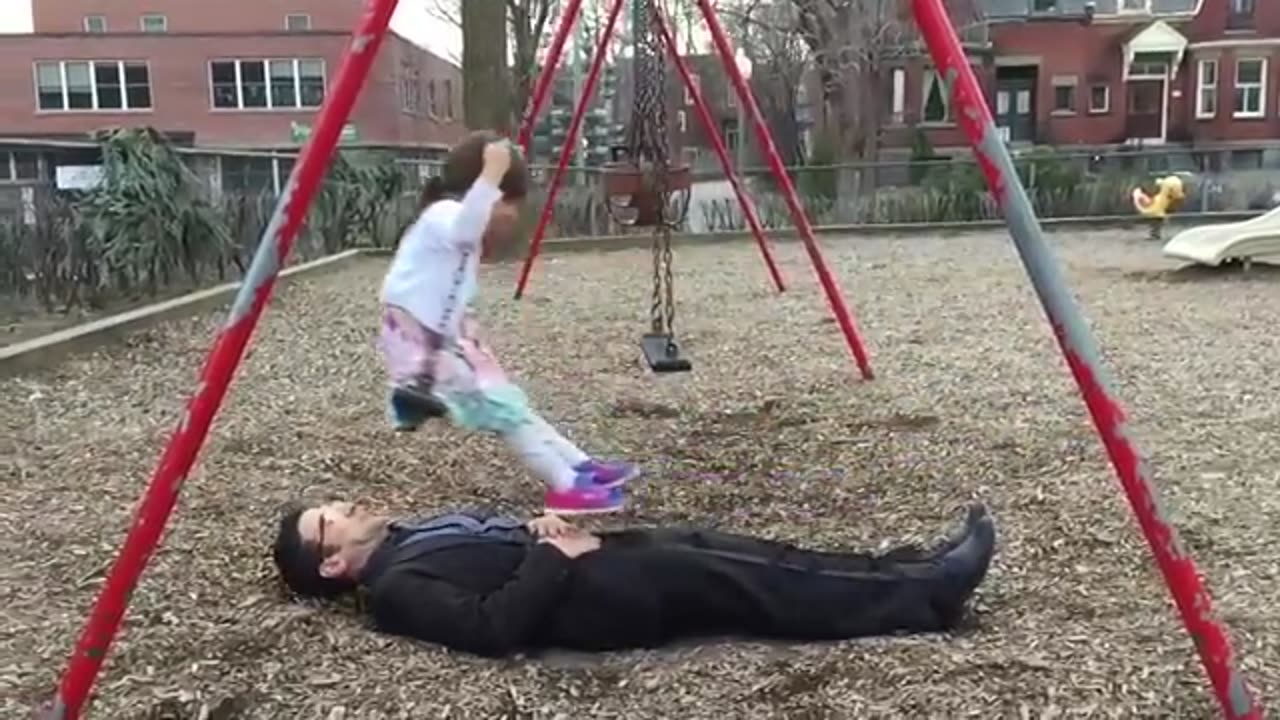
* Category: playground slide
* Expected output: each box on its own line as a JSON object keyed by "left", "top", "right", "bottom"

{"left": 1161, "top": 204, "right": 1280, "bottom": 266}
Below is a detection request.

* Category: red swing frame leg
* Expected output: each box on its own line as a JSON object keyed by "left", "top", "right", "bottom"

{"left": 512, "top": 0, "right": 626, "bottom": 301}
{"left": 692, "top": 0, "right": 874, "bottom": 380}
{"left": 38, "top": 1, "right": 403, "bottom": 718}
{"left": 908, "top": 0, "right": 1261, "bottom": 717}
{"left": 513, "top": 0, "right": 585, "bottom": 153}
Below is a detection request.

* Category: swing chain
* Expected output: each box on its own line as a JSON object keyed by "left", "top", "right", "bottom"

{"left": 633, "top": 0, "right": 679, "bottom": 338}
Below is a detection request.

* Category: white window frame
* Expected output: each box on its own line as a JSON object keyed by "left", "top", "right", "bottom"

{"left": 1051, "top": 75, "right": 1078, "bottom": 115}
{"left": 399, "top": 63, "right": 421, "bottom": 114}
{"left": 33, "top": 59, "right": 154, "bottom": 113}
{"left": 685, "top": 73, "right": 700, "bottom": 105}
{"left": 0, "top": 151, "right": 42, "bottom": 183}
{"left": 890, "top": 67, "right": 906, "bottom": 124}
{"left": 83, "top": 15, "right": 107, "bottom": 33}
{"left": 1195, "top": 58, "right": 1218, "bottom": 119}
{"left": 1232, "top": 57, "right": 1266, "bottom": 119}
{"left": 139, "top": 14, "right": 167, "bottom": 32}
{"left": 677, "top": 110, "right": 687, "bottom": 132}
{"left": 1088, "top": 84, "right": 1110, "bottom": 114}
{"left": 219, "top": 155, "right": 296, "bottom": 196}
{"left": 921, "top": 68, "right": 953, "bottom": 124}
{"left": 208, "top": 58, "right": 327, "bottom": 111}
{"left": 442, "top": 78, "right": 454, "bottom": 119}
{"left": 285, "top": 14, "right": 312, "bottom": 31}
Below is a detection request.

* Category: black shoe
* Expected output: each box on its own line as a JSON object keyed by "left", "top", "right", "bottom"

{"left": 879, "top": 503, "right": 989, "bottom": 564}
{"left": 388, "top": 384, "right": 448, "bottom": 432}
{"left": 930, "top": 503, "right": 996, "bottom": 628}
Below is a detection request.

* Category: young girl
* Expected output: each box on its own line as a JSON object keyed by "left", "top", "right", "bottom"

{"left": 378, "top": 131, "right": 639, "bottom": 515}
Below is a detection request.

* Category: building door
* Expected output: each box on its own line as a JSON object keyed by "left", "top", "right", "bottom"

{"left": 1126, "top": 79, "right": 1166, "bottom": 143}
{"left": 995, "top": 69, "right": 1036, "bottom": 143}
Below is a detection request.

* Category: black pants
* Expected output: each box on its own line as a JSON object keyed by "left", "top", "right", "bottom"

{"left": 538, "top": 527, "right": 955, "bottom": 652}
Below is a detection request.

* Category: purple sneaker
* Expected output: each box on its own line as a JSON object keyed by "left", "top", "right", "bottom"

{"left": 574, "top": 459, "right": 641, "bottom": 489}
{"left": 544, "top": 485, "right": 624, "bottom": 516}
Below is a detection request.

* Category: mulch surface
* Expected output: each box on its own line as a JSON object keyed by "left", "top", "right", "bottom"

{"left": 2, "top": 229, "right": 1277, "bottom": 719}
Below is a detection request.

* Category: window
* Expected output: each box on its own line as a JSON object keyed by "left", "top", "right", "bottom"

{"left": 0, "top": 152, "right": 41, "bottom": 182}
{"left": 1229, "top": 149, "right": 1262, "bottom": 171}
{"left": 210, "top": 59, "right": 325, "bottom": 110}
{"left": 889, "top": 67, "right": 905, "bottom": 123}
{"left": 1052, "top": 75, "right": 1077, "bottom": 114}
{"left": 428, "top": 80, "right": 438, "bottom": 116}
{"left": 443, "top": 78, "right": 454, "bottom": 119}
{"left": 677, "top": 110, "right": 687, "bottom": 133}
{"left": 1032, "top": 0, "right": 1058, "bottom": 12}
{"left": 400, "top": 63, "right": 420, "bottom": 113}
{"left": 1119, "top": 0, "right": 1150, "bottom": 12}
{"left": 140, "top": 14, "right": 167, "bottom": 32}
{"left": 285, "top": 14, "right": 312, "bottom": 31}
{"left": 1228, "top": 0, "right": 1255, "bottom": 30}
{"left": 1232, "top": 58, "right": 1265, "bottom": 118}
{"left": 1195, "top": 59, "right": 1217, "bottom": 118}
{"left": 921, "top": 69, "right": 952, "bottom": 123}
{"left": 35, "top": 60, "right": 152, "bottom": 111}
{"left": 1088, "top": 84, "right": 1110, "bottom": 114}
{"left": 83, "top": 15, "right": 107, "bottom": 33}
{"left": 685, "top": 73, "right": 700, "bottom": 105}
{"left": 221, "top": 155, "right": 295, "bottom": 195}
{"left": 727, "top": 85, "right": 736, "bottom": 108}
{"left": 1128, "top": 59, "right": 1168, "bottom": 78}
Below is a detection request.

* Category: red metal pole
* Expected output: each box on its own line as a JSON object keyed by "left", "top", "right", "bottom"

{"left": 38, "top": 2, "right": 401, "bottom": 719}
{"left": 652, "top": 7, "right": 785, "bottom": 294}
{"left": 692, "top": 0, "right": 874, "bottom": 380}
{"left": 514, "top": 0, "right": 585, "bottom": 153}
{"left": 909, "top": 1, "right": 1260, "bottom": 718}
{"left": 512, "top": 0, "right": 625, "bottom": 300}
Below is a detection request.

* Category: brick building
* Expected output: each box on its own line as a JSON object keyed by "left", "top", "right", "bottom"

{"left": 0, "top": 0, "right": 466, "bottom": 151}
{"left": 979, "top": 0, "right": 1280, "bottom": 148}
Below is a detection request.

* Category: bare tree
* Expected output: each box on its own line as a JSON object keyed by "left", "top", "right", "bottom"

{"left": 784, "top": 0, "right": 987, "bottom": 164}
{"left": 719, "top": 0, "right": 812, "bottom": 165}
{"left": 427, "top": 0, "right": 558, "bottom": 129}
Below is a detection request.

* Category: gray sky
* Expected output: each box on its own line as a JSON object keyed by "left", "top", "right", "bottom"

{"left": 0, "top": 1, "right": 462, "bottom": 61}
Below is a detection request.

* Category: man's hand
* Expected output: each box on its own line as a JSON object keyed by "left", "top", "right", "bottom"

{"left": 539, "top": 532, "right": 601, "bottom": 559}
{"left": 527, "top": 513, "right": 576, "bottom": 539}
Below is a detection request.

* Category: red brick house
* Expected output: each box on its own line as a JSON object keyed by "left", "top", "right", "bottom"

{"left": 967, "top": 0, "right": 1279, "bottom": 147}
{"left": 610, "top": 53, "right": 751, "bottom": 167}
{"left": 0, "top": 0, "right": 466, "bottom": 151}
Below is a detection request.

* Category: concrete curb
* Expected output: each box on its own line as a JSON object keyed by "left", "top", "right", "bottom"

{"left": 0, "top": 249, "right": 366, "bottom": 379}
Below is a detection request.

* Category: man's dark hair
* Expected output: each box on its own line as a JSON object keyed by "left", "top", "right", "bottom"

{"left": 271, "top": 503, "right": 357, "bottom": 599}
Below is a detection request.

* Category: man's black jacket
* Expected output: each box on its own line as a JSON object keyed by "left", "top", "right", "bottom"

{"left": 357, "top": 510, "right": 668, "bottom": 658}
{"left": 353, "top": 508, "right": 962, "bottom": 657}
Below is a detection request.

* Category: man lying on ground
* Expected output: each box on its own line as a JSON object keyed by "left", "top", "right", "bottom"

{"left": 271, "top": 498, "right": 996, "bottom": 658}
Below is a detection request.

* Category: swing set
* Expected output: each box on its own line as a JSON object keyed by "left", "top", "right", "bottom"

{"left": 509, "top": 0, "right": 875, "bottom": 378}
{"left": 34, "top": 0, "right": 1263, "bottom": 718}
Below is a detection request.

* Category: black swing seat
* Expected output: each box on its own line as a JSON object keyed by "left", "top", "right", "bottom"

{"left": 640, "top": 332, "right": 692, "bottom": 373}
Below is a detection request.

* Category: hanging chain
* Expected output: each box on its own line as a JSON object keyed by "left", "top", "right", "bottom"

{"left": 631, "top": 0, "right": 678, "bottom": 339}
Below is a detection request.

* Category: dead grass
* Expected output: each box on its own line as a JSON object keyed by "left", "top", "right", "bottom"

{"left": 1, "top": 228, "right": 1278, "bottom": 719}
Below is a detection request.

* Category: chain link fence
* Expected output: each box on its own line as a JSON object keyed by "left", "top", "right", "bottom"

{"left": 4, "top": 135, "right": 1279, "bottom": 328}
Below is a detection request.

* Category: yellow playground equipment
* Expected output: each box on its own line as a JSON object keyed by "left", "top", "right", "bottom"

{"left": 1132, "top": 175, "right": 1186, "bottom": 240}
